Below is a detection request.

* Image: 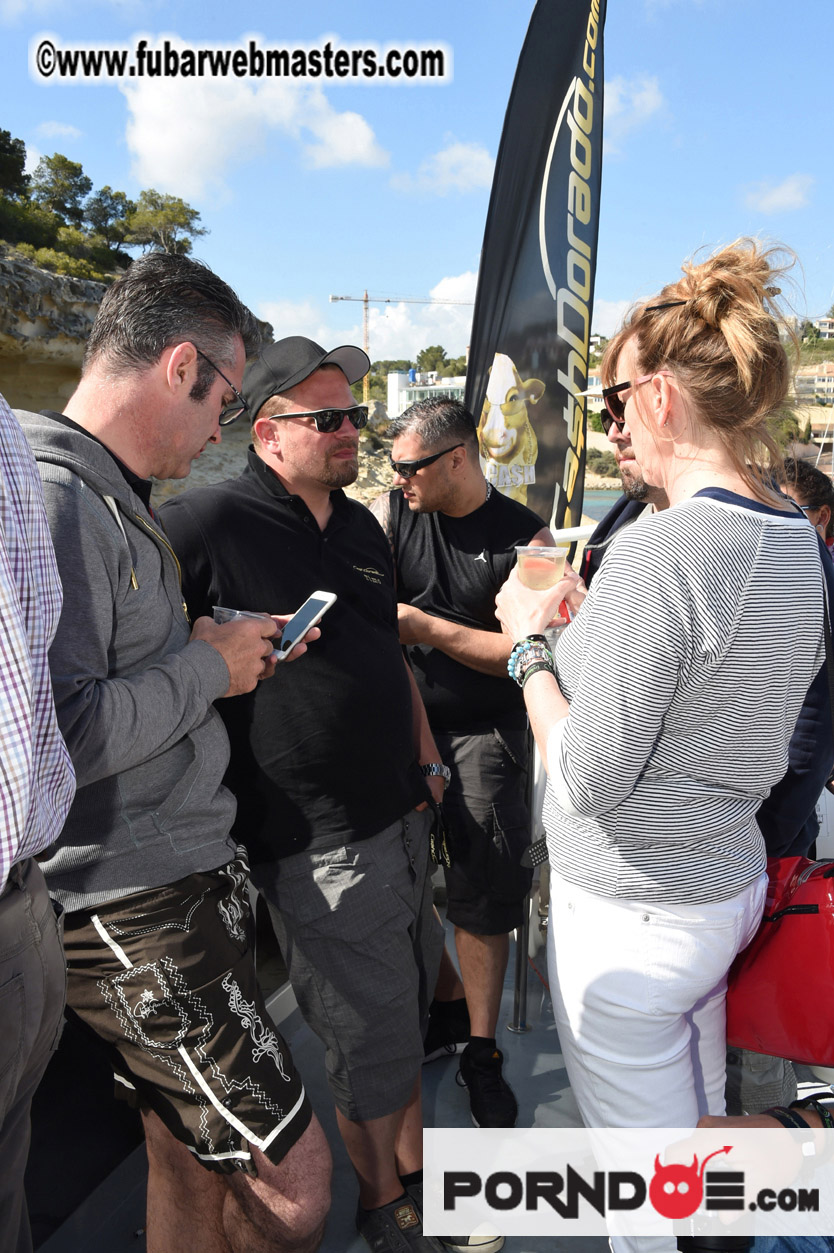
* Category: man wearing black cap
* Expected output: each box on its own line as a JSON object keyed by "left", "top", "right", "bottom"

{"left": 162, "top": 338, "right": 451, "bottom": 1253}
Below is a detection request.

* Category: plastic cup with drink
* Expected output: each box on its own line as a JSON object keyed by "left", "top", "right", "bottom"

{"left": 514, "top": 546, "right": 572, "bottom": 647}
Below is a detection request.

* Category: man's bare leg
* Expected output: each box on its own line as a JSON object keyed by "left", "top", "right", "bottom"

{"left": 392, "top": 1075, "right": 423, "bottom": 1178}
{"left": 335, "top": 1075, "right": 423, "bottom": 1209}
{"left": 143, "top": 1108, "right": 331, "bottom": 1253}
{"left": 432, "top": 934, "right": 466, "bottom": 1002}
{"left": 454, "top": 928, "right": 508, "bottom": 1038}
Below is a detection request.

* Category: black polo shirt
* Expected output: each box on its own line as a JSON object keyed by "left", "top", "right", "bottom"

{"left": 387, "top": 486, "right": 545, "bottom": 733}
{"left": 161, "top": 449, "right": 427, "bottom": 862}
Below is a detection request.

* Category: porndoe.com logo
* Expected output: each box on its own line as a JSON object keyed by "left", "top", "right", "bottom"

{"left": 424, "top": 1129, "right": 830, "bottom": 1240}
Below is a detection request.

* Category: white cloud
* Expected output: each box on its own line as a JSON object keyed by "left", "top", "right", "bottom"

{"left": 391, "top": 139, "right": 493, "bottom": 196}
{"left": 302, "top": 99, "right": 388, "bottom": 170}
{"left": 259, "top": 271, "right": 477, "bottom": 363}
{"left": 604, "top": 75, "right": 664, "bottom": 154}
{"left": 257, "top": 298, "right": 341, "bottom": 347}
{"left": 24, "top": 144, "right": 43, "bottom": 175}
{"left": 744, "top": 174, "right": 813, "bottom": 215}
{"left": 120, "top": 38, "right": 388, "bottom": 199}
{"left": 591, "top": 299, "right": 632, "bottom": 338}
{"left": 36, "top": 121, "right": 82, "bottom": 140}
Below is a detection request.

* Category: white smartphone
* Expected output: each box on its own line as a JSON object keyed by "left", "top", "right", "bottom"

{"left": 274, "top": 590, "right": 336, "bottom": 661}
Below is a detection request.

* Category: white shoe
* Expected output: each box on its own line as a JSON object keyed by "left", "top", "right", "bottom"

{"left": 440, "top": 1229, "right": 505, "bottom": 1252}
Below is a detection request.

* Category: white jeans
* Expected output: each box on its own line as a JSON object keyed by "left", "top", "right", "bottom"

{"left": 547, "top": 870, "right": 768, "bottom": 1130}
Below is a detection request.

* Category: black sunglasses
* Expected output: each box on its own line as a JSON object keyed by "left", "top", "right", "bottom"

{"left": 599, "top": 370, "right": 673, "bottom": 431}
{"left": 390, "top": 444, "right": 464, "bottom": 479}
{"left": 194, "top": 348, "right": 249, "bottom": 426}
{"left": 270, "top": 406, "right": 369, "bottom": 434}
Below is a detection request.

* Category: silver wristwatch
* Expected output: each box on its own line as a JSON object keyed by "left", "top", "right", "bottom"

{"left": 421, "top": 762, "right": 451, "bottom": 787}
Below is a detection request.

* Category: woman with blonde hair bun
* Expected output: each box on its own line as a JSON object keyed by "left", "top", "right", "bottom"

{"left": 496, "top": 240, "right": 825, "bottom": 1155}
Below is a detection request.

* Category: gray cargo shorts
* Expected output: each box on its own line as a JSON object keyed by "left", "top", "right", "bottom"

{"left": 252, "top": 808, "right": 444, "bottom": 1121}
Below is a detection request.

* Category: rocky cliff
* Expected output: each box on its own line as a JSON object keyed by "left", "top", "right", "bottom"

{"left": 0, "top": 246, "right": 104, "bottom": 412}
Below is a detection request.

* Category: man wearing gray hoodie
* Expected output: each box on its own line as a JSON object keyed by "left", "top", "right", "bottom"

{"left": 16, "top": 254, "right": 330, "bottom": 1253}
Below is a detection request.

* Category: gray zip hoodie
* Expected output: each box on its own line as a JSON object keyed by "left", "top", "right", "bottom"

{"left": 16, "top": 409, "right": 237, "bottom": 912}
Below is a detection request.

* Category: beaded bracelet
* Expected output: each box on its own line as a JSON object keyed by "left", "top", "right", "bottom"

{"left": 507, "top": 637, "right": 553, "bottom": 685}
{"left": 507, "top": 635, "right": 552, "bottom": 669}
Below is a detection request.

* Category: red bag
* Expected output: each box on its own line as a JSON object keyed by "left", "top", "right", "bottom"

{"left": 726, "top": 857, "right": 834, "bottom": 1066}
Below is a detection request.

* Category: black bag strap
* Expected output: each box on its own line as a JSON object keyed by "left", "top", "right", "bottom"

{"left": 817, "top": 536, "right": 834, "bottom": 797}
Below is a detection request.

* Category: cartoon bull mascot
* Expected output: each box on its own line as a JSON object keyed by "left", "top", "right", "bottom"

{"left": 477, "top": 352, "right": 545, "bottom": 505}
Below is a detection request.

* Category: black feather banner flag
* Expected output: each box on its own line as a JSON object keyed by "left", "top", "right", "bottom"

{"left": 465, "top": 0, "right": 606, "bottom": 528}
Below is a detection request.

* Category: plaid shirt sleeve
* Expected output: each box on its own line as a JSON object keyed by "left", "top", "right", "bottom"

{"left": 0, "top": 394, "right": 75, "bottom": 891}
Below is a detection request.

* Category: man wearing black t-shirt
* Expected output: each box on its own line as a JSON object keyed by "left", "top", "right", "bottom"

{"left": 162, "top": 338, "right": 451, "bottom": 1253}
{"left": 371, "top": 397, "right": 553, "bottom": 1131}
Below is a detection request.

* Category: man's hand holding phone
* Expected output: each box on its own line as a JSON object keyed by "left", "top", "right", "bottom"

{"left": 196, "top": 593, "right": 336, "bottom": 696}
{"left": 192, "top": 612, "right": 284, "bottom": 696}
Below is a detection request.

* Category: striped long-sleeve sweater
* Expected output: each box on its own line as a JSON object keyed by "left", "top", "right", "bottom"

{"left": 544, "top": 487, "right": 826, "bottom": 904}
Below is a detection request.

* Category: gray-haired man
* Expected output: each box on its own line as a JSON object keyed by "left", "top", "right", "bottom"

{"left": 17, "top": 256, "right": 330, "bottom": 1253}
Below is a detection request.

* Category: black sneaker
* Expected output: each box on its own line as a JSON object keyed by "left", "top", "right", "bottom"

{"left": 423, "top": 997, "right": 470, "bottom": 1064}
{"left": 456, "top": 1044, "right": 518, "bottom": 1128}
{"left": 404, "top": 1181, "right": 504, "bottom": 1252}
{"left": 356, "top": 1195, "right": 446, "bottom": 1252}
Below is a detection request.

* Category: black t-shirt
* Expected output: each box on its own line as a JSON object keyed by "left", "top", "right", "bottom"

{"left": 387, "top": 486, "right": 545, "bottom": 733}
{"left": 160, "top": 449, "right": 427, "bottom": 863}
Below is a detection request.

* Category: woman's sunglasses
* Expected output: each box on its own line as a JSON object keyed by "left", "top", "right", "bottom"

{"left": 581, "top": 370, "right": 673, "bottom": 433}
{"left": 269, "top": 406, "right": 369, "bottom": 433}
{"left": 599, "top": 375, "right": 659, "bottom": 431}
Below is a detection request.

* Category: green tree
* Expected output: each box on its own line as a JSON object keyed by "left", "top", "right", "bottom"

{"left": 586, "top": 448, "right": 618, "bottom": 478}
{"left": 416, "top": 345, "right": 449, "bottom": 374}
{"left": 125, "top": 189, "right": 207, "bottom": 255}
{"left": 0, "top": 197, "right": 60, "bottom": 250}
{"left": 31, "top": 153, "right": 93, "bottom": 225}
{"left": 446, "top": 354, "right": 467, "bottom": 376}
{"left": 372, "top": 359, "right": 413, "bottom": 375}
{"left": 767, "top": 409, "right": 801, "bottom": 449}
{"left": 84, "top": 185, "right": 135, "bottom": 253}
{"left": 0, "top": 129, "right": 29, "bottom": 199}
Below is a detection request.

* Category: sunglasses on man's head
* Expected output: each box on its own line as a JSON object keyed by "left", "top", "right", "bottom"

{"left": 390, "top": 443, "right": 464, "bottom": 479}
{"left": 269, "top": 406, "right": 369, "bottom": 434}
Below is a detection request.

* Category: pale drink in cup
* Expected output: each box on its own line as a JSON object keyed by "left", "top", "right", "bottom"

{"left": 515, "top": 545, "right": 569, "bottom": 590}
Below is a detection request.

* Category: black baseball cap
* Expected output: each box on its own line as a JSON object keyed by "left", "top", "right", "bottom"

{"left": 242, "top": 336, "right": 370, "bottom": 420}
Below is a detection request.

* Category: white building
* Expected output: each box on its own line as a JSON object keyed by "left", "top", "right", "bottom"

{"left": 795, "top": 361, "right": 834, "bottom": 404}
{"left": 387, "top": 372, "right": 467, "bottom": 419}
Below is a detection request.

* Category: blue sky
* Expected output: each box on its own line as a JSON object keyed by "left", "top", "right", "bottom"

{"left": 3, "top": 0, "right": 832, "bottom": 362}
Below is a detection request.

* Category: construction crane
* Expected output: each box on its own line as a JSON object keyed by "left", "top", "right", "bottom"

{"left": 329, "top": 290, "right": 474, "bottom": 402}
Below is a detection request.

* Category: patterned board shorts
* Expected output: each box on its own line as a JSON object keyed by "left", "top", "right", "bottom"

{"left": 61, "top": 851, "right": 311, "bottom": 1175}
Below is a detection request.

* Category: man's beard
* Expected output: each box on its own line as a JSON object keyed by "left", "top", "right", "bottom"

{"left": 320, "top": 449, "right": 359, "bottom": 489}
{"left": 620, "top": 462, "right": 649, "bottom": 502}
{"left": 622, "top": 474, "right": 649, "bottom": 502}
